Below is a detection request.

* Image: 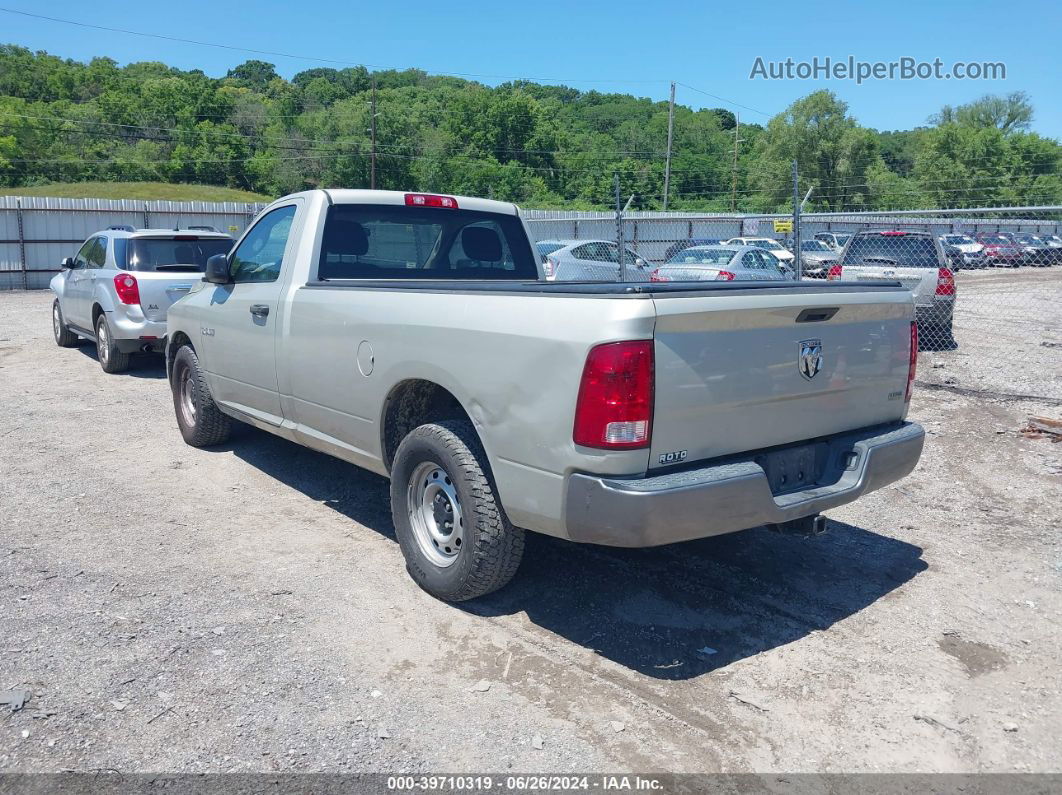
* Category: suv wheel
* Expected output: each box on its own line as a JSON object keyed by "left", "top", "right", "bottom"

{"left": 390, "top": 420, "right": 524, "bottom": 602}
{"left": 95, "top": 314, "right": 131, "bottom": 373}
{"left": 52, "top": 300, "right": 80, "bottom": 348}
{"left": 171, "top": 345, "right": 232, "bottom": 447}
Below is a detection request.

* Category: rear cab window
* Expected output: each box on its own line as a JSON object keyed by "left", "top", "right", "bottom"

{"left": 841, "top": 233, "right": 941, "bottom": 268}
{"left": 116, "top": 236, "right": 233, "bottom": 273}
{"left": 316, "top": 204, "right": 537, "bottom": 281}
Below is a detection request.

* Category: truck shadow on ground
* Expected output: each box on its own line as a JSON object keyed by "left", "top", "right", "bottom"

{"left": 225, "top": 426, "right": 927, "bottom": 681}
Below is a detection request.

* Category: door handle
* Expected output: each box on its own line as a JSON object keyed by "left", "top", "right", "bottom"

{"left": 250, "top": 304, "right": 270, "bottom": 317}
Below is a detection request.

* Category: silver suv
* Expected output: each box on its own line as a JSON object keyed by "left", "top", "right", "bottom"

{"left": 50, "top": 226, "right": 232, "bottom": 372}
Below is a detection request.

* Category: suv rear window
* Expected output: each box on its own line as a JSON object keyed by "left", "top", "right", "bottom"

{"left": 316, "top": 204, "right": 537, "bottom": 280}
{"left": 116, "top": 237, "right": 233, "bottom": 272}
{"left": 841, "top": 234, "right": 940, "bottom": 268}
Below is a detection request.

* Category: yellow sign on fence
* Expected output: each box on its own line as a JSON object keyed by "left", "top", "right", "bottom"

{"left": 773, "top": 219, "right": 793, "bottom": 234}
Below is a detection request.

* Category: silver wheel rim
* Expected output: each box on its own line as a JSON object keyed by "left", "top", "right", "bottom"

{"left": 407, "top": 461, "right": 464, "bottom": 568}
{"left": 97, "top": 320, "right": 109, "bottom": 363}
{"left": 179, "top": 367, "right": 197, "bottom": 427}
{"left": 53, "top": 303, "right": 61, "bottom": 339}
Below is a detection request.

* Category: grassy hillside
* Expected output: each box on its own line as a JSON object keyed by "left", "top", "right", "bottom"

{"left": 0, "top": 182, "right": 273, "bottom": 203}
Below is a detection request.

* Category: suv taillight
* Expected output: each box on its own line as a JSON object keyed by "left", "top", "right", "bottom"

{"left": 936, "top": 267, "right": 956, "bottom": 296}
{"left": 715, "top": 270, "right": 736, "bottom": 281}
{"left": 573, "top": 341, "right": 654, "bottom": 450}
{"left": 906, "top": 321, "right": 918, "bottom": 403}
{"left": 827, "top": 264, "right": 843, "bottom": 280}
{"left": 113, "top": 273, "right": 140, "bottom": 305}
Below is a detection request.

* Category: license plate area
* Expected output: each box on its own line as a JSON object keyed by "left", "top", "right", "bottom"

{"left": 754, "top": 442, "right": 830, "bottom": 496}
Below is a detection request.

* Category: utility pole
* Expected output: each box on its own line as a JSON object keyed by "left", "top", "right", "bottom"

{"left": 730, "top": 113, "right": 741, "bottom": 213}
{"left": 791, "top": 160, "right": 802, "bottom": 280}
{"left": 615, "top": 172, "right": 626, "bottom": 283}
{"left": 370, "top": 78, "right": 377, "bottom": 190}
{"left": 662, "top": 81, "right": 675, "bottom": 211}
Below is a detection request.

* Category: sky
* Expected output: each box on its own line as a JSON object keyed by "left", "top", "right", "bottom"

{"left": 2, "top": 0, "right": 1060, "bottom": 138}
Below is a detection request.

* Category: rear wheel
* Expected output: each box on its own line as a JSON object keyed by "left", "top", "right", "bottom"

{"left": 52, "top": 300, "right": 80, "bottom": 348}
{"left": 171, "top": 344, "right": 232, "bottom": 447}
{"left": 95, "top": 314, "right": 131, "bottom": 373}
{"left": 390, "top": 420, "right": 524, "bottom": 602}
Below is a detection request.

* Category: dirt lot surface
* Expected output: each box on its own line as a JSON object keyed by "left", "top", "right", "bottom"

{"left": 1, "top": 287, "right": 1059, "bottom": 775}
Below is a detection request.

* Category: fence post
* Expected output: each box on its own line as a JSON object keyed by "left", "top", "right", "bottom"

{"left": 791, "top": 160, "right": 802, "bottom": 280}
{"left": 16, "top": 199, "right": 27, "bottom": 290}
{"left": 143, "top": 202, "right": 150, "bottom": 229}
{"left": 615, "top": 172, "right": 625, "bottom": 283}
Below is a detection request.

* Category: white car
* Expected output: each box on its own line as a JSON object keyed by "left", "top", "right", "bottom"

{"left": 535, "top": 239, "right": 649, "bottom": 281}
{"left": 939, "top": 234, "right": 987, "bottom": 269}
{"left": 650, "top": 245, "right": 791, "bottom": 282}
{"left": 724, "top": 237, "right": 795, "bottom": 263}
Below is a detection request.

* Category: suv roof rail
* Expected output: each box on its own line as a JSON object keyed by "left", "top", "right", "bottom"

{"left": 107, "top": 224, "right": 136, "bottom": 232}
{"left": 185, "top": 225, "right": 219, "bottom": 232}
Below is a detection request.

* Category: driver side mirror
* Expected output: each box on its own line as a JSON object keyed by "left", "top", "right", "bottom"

{"left": 204, "top": 253, "right": 232, "bottom": 284}
{"left": 61, "top": 256, "right": 75, "bottom": 270}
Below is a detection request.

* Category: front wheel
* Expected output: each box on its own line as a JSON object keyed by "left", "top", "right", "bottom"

{"left": 171, "top": 344, "right": 232, "bottom": 447}
{"left": 52, "top": 300, "right": 80, "bottom": 348}
{"left": 390, "top": 420, "right": 525, "bottom": 602}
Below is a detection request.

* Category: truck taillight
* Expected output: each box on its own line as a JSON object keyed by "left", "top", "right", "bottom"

{"left": 936, "top": 267, "right": 956, "bottom": 296}
{"left": 573, "top": 341, "right": 654, "bottom": 450}
{"left": 113, "top": 273, "right": 140, "bottom": 305}
{"left": 827, "top": 264, "right": 843, "bottom": 280}
{"left": 649, "top": 269, "right": 671, "bottom": 282}
{"left": 906, "top": 321, "right": 918, "bottom": 403}
{"left": 404, "top": 193, "right": 458, "bottom": 209}
{"left": 715, "top": 270, "right": 736, "bottom": 281}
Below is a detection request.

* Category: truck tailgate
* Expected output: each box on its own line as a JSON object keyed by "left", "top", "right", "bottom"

{"left": 649, "top": 286, "right": 913, "bottom": 472}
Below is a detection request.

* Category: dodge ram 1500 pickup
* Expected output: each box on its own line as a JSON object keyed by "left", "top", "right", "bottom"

{"left": 165, "top": 189, "right": 925, "bottom": 602}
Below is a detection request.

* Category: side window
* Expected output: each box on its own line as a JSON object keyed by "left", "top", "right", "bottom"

{"left": 742, "top": 252, "right": 760, "bottom": 269}
{"left": 86, "top": 237, "right": 107, "bottom": 268}
{"left": 72, "top": 238, "right": 96, "bottom": 269}
{"left": 230, "top": 205, "right": 297, "bottom": 284}
{"left": 572, "top": 244, "right": 593, "bottom": 261}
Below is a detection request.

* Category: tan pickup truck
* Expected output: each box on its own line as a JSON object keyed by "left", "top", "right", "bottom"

{"left": 165, "top": 189, "right": 924, "bottom": 602}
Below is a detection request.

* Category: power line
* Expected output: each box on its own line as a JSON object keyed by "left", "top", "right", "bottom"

{"left": 676, "top": 82, "right": 774, "bottom": 118}
{"left": 0, "top": 7, "right": 667, "bottom": 86}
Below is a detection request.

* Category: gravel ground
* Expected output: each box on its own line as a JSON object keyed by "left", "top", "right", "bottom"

{"left": 919, "top": 267, "right": 1062, "bottom": 400}
{"left": 0, "top": 289, "right": 1059, "bottom": 774}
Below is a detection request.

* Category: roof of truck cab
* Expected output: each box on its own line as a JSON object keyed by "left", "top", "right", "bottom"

{"left": 322, "top": 189, "right": 519, "bottom": 215}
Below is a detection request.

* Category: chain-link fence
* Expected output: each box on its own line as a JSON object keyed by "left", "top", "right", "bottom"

{"left": 526, "top": 206, "right": 1062, "bottom": 402}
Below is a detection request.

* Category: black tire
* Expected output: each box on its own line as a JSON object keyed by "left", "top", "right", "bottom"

{"left": 95, "top": 313, "right": 131, "bottom": 373}
{"left": 171, "top": 344, "right": 232, "bottom": 447}
{"left": 52, "top": 300, "right": 80, "bottom": 348}
{"left": 390, "top": 420, "right": 524, "bottom": 602}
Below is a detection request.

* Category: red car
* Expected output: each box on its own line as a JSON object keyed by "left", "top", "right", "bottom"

{"left": 974, "top": 232, "right": 1025, "bottom": 267}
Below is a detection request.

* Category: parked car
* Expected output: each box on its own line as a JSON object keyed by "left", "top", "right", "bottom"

{"left": 814, "top": 232, "right": 853, "bottom": 252}
{"left": 1014, "top": 233, "right": 1058, "bottom": 266}
{"left": 938, "top": 234, "right": 987, "bottom": 269}
{"left": 832, "top": 229, "right": 956, "bottom": 349}
{"left": 165, "top": 189, "right": 924, "bottom": 602}
{"left": 793, "top": 239, "right": 839, "bottom": 278}
{"left": 649, "top": 245, "right": 791, "bottom": 282}
{"left": 1041, "top": 234, "right": 1062, "bottom": 250}
{"left": 50, "top": 227, "right": 233, "bottom": 372}
{"left": 723, "top": 236, "right": 795, "bottom": 263}
{"left": 975, "top": 232, "right": 1024, "bottom": 267}
{"left": 536, "top": 239, "right": 650, "bottom": 281}
{"left": 661, "top": 238, "right": 723, "bottom": 262}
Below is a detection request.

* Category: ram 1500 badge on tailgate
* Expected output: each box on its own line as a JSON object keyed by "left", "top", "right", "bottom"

{"left": 165, "top": 190, "right": 925, "bottom": 602}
